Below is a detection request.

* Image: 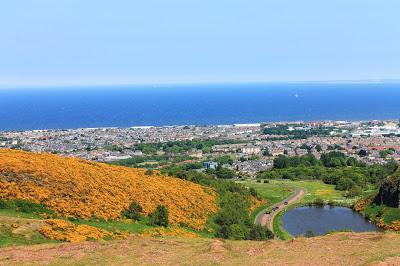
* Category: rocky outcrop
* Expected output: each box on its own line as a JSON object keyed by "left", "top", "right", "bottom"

{"left": 374, "top": 172, "right": 400, "bottom": 208}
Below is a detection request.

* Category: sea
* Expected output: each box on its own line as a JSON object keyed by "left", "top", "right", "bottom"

{"left": 0, "top": 83, "right": 400, "bottom": 131}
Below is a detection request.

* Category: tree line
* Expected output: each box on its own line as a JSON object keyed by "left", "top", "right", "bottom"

{"left": 258, "top": 153, "right": 398, "bottom": 197}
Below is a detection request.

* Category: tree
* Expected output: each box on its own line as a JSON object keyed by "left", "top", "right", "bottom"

{"left": 216, "top": 167, "right": 236, "bottom": 179}
{"left": 216, "top": 225, "right": 231, "bottom": 239}
{"left": 273, "top": 155, "right": 289, "bottom": 169}
{"left": 336, "top": 177, "right": 355, "bottom": 191}
{"left": 346, "top": 185, "right": 362, "bottom": 197}
{"left": 320, "top": 151, "right": 346, "bottom": 167}
{"left": 148, "top": 205, "right": 169, "bottom": 227}
{"left": 248, "top": 224, "right": 274, "bottom": 240}
{"left": 262, "top": 148, "right": 271, "bottom": 156}
{"left": 215, "top": 155, "right": 234, "bottom": 165}
{"left": 385, "top": 159, "right": 398, "bottom": 174}
{"left": 215, "top": 208, "right": 245, "bottom": 226}
{"left": 358, "top": 149, "right": 368, "bottom": 157}
{"left": 346, "top": 157, "right": 359, "bottom": 167}
{"left": 123, "top": 201, "right": 143, "bottom": 221}
{"left": 300, "top": 144, "right": 311, "bottom": 151}
{"left": 229, "top": 224, "right": 249, "bottom": 240}
{"left": 315, "top": 144, "right": 322, "bottom": 152}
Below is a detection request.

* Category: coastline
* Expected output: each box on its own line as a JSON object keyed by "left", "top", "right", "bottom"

{"left": 1, "top": 118, "right": 399, "bottom": 133}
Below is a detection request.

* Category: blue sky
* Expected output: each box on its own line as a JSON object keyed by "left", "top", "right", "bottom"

{"left": 0, "top": 0, "right": 399, "bottom": 86}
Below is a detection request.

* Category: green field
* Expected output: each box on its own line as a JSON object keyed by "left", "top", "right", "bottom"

{"left": 0, "top": 213, "right": 56, "bottom": 248}
{"left": 241, "top": 179, "right": 353, "bottom": 205}
{"left": 238, "top": 180, "right": 293, "bottom": 205}
{"left": 285, "top": 180, "right": 349, "bottom": 204}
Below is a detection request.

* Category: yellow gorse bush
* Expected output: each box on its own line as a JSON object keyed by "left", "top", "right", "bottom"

{"left": 249, "top": 196, "right": 267, "bottom": 213}
{"left": 39, "top": 219, "right": 127, "bottom": 242}
{"left": 376, "top": 218, "right": 400, "bottom": 231}
{"left": 0, "top": 150, "right": 217, "bottom": 230}
{"left": 142, "top": 226, "right": 199, "bottom": 238}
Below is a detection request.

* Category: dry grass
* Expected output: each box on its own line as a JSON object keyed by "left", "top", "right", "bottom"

{"left": 1, "top": 232, "right": 400, "bottom": 265}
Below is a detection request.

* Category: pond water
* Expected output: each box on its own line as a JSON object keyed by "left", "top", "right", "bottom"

{"left": 281, "top": 206, "right": 381, "bottom": 236}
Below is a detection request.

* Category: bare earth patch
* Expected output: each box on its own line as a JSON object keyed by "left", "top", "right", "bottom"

{"left": 0, "top": 242, "right": 101, "bottom": 265}
{"left": 1, "top": 232, "right": 400, "bottom": 265}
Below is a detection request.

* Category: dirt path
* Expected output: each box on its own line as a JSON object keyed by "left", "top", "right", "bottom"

{"left": 255, "top": 188, "right": 305, "bottom": 232}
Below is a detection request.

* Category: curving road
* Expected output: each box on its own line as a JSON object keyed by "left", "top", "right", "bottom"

{"left": 255, "top": 188, "right": 305, "bottom": 232}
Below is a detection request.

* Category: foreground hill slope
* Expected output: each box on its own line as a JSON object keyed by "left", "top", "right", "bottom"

{"left": 1, "top": 232, "right": 399, "bottom": 265}
{"left": 0, "top": 150, "right": 216, "bottom": 229}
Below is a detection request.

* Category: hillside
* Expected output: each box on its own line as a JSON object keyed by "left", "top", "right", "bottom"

{"left": 0, "top": 150, "right": 217, "bottom": 230}
{"left": 374, "top": 169, "right": 400, "bottom": 208}
{"left": 354, "top": 168, "right": 400, "bottom": 231}
{"left": 1, "top": 232, "right": 400, "bottom": 265}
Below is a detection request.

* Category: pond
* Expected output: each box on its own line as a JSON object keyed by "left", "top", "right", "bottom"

{"left": 281, "top": 206, "right": 381, "bottom": 237}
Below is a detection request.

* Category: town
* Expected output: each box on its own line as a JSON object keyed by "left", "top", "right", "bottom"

{"left": 1, "top": 120, "right": 400, "bottom": 177}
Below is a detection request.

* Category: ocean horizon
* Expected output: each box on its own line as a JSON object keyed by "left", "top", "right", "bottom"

{"left": 1, "top": 83, "right": 400, "bottom": 131}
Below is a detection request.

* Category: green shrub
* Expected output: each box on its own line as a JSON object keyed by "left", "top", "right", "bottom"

{"left": 123, "top": 201, "right": 143, "bottom": 221}
{"left": 216, "top": 225, "right": 231, "bottom": 239}
{"left": 148, "top": 205, "right": 169, "bottom": 227}
{"left": 0, "top": 199, "right": 9, "bottom": 209}
{"left": 313, "top": 197, "right": 324, "bottom": 206}
{"left": 345, "top": 185, "right": 363, "bottom": 197}
{"left": 145, "top": 169, "right": 154, "bottom": 176}
{"left": 328, "top": 200, "right": 335, "bottom": 206}
{"left": 249, "top": 187, "right": 258, "bottom": 197}
{"left": 229, "top": 224, "right": 249, "bottom": 240}
{"left": 248, "top": 224, "right": 274, "bottom": 240}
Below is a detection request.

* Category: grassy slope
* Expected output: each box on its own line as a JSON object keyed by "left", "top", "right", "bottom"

{"left": 363, "top": 204, "right": 400, "bottom": 225}
{"left": 1, "top": 232, "right": 400, "bottom": 265}
{"left": 238, "top": 180, "right": 293, "bottom": 205}
{"left": 0, "top": 213, "right": 57, "bottom": 248}
{"left": 272, "top": 210, "right": 292, "bottom": 240}
{"left": 0, "top": 208, "right": 189, "bottom": 248}
{"left": 238, "top": 180, "right": 293, "bottom": 222}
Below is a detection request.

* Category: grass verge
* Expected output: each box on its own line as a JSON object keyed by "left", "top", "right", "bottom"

{"left": 272, "top": 209, "right": 292, "bottom": 240}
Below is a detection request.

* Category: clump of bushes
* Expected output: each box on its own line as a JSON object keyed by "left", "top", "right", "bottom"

{"left": 0, "top": 199, "right": 7, "bottom": 209}
{"left": 148, "top": 205, "right": 169, "bottom": 227}
{"left": 249, "top": 187, "right": 259, "bottom": 198}
{"left": 216, "top": 224, "right": 274, "bottom": 240}
{"left": 328, "top": 200, "right": 336, "bottom": 206}
{"left": 313, "top": 197, "right": 325, "bottom": 207}
{"left": 123, "top": 201, "right": 143, "bottom": 221}
{"left": 145, "top": 169, "right": 154, "bottom": 176}
{"left": 248, "top": 224, "right": 274, "bottom": 240}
